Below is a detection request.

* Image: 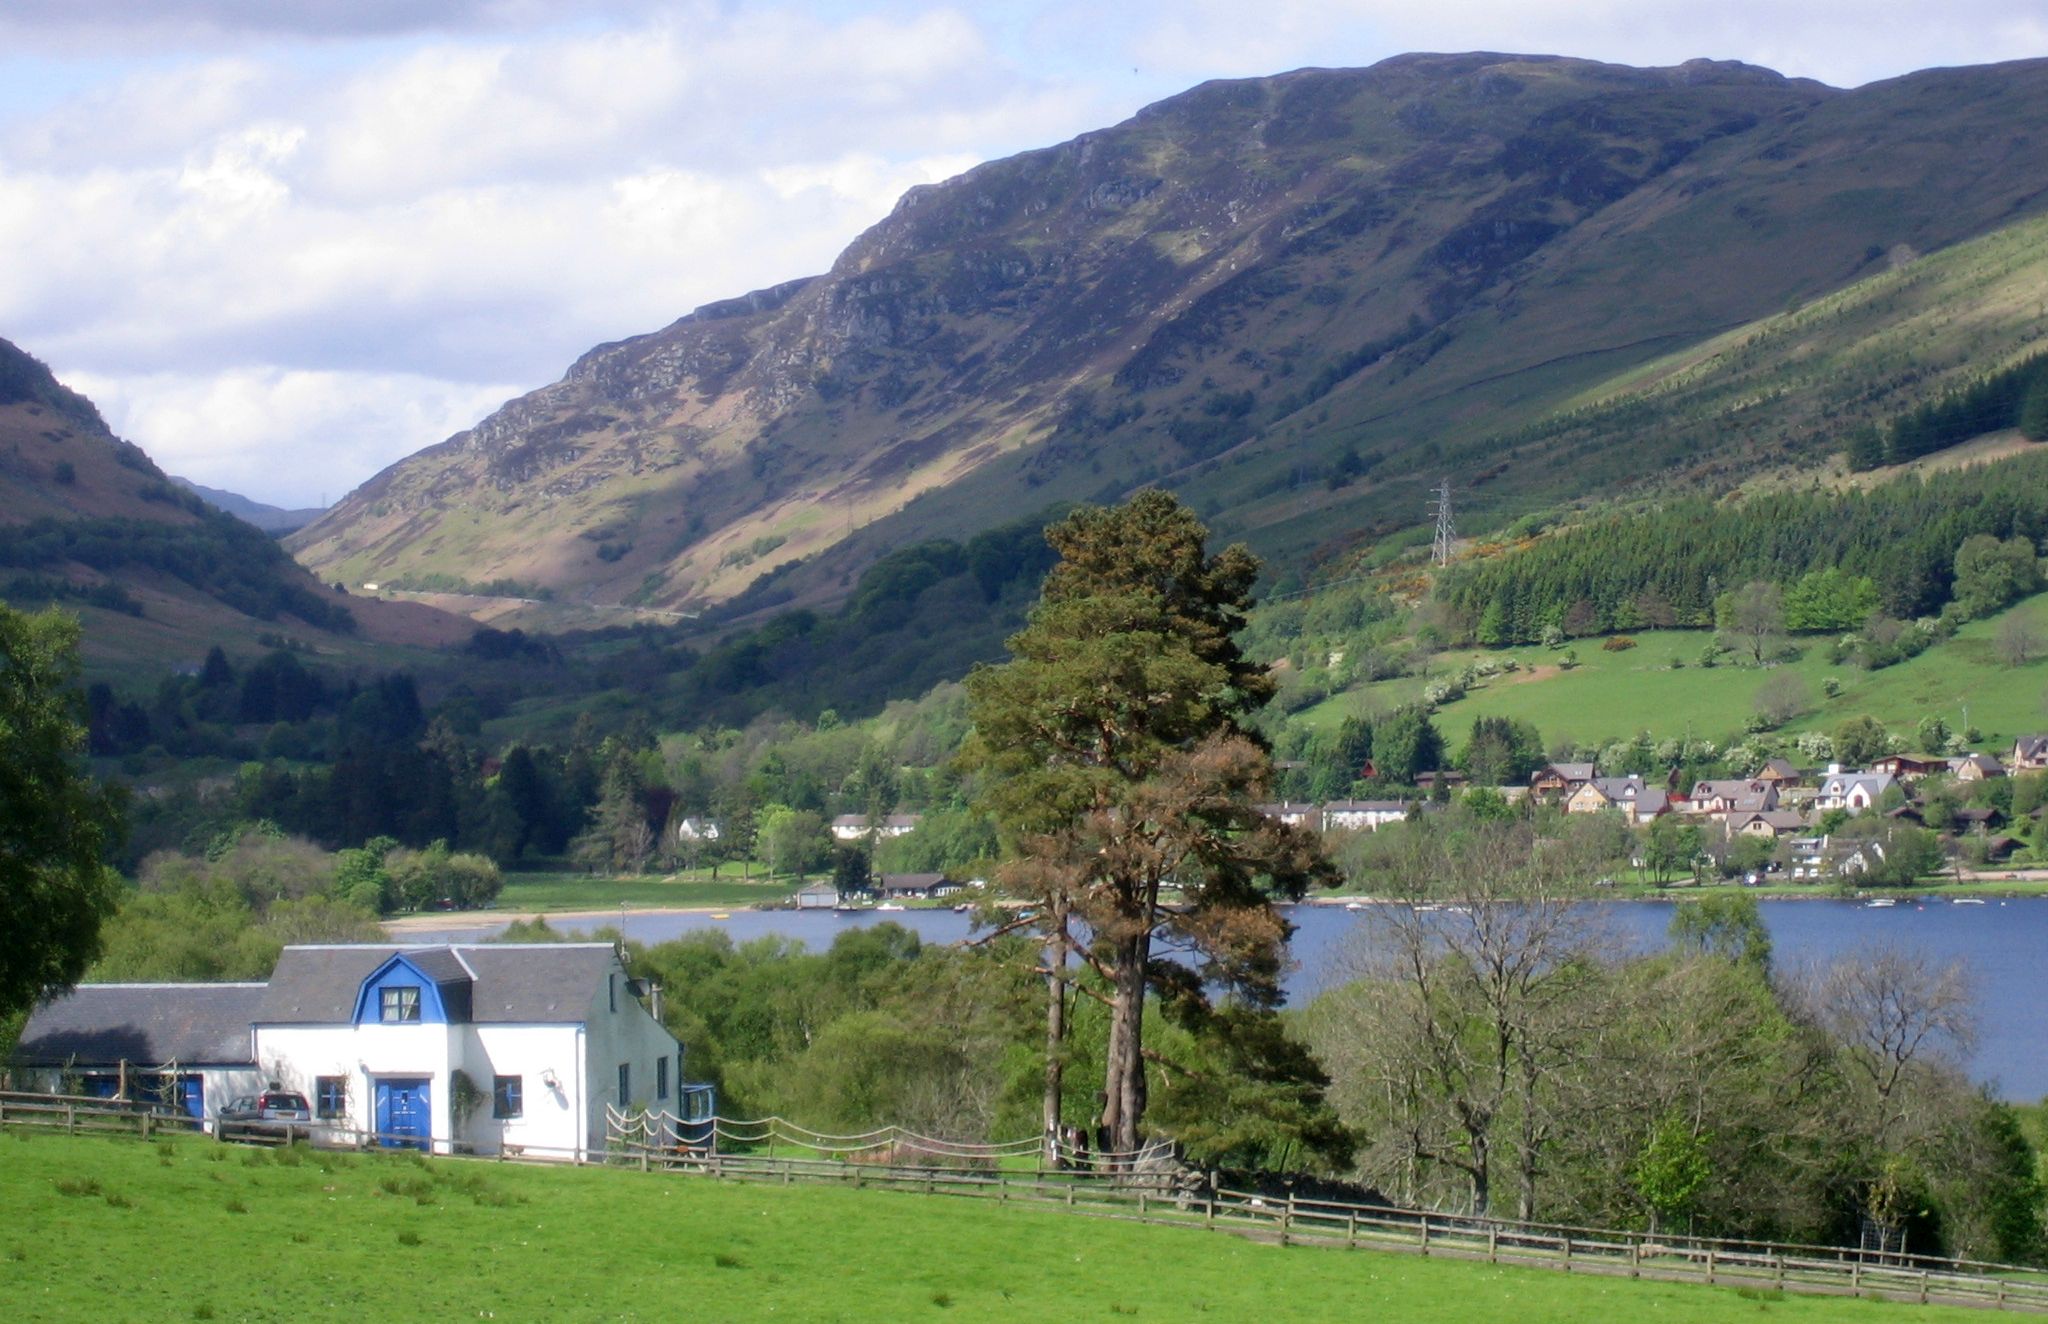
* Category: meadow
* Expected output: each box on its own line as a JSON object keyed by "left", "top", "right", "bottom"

{"left": 0, "top": 1130, "right": 2001, "bottom": 1323}
{"left": 494, "top": 870, "right": 793, "bottom": 914}
{"left": 1293, "top": 594, "right": 2048, "bottom": 758}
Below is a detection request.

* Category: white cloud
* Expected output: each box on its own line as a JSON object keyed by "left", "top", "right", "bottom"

{"left": 68, "top": 365, "right": 523, "bottom": 509}
{"left": 0, "top": 1, "right": 2039, "bottom": 508}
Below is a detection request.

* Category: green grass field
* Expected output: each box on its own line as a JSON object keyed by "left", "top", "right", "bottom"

{"left": 494, "top": 871, "right": 795, "bottom": 913}
{"left": 1294, "top": 595, "right": 2048, "bottom": 757}
{"left": 0, "top": 1130, "right": 1994, "bottom": 1323}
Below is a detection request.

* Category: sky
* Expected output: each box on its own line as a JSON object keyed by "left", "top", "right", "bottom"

{"left": 2, "top": 1, "right": 2044, "bottom": 508}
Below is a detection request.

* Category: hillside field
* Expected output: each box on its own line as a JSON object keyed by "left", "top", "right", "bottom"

{"left": 1293, "top": 593, "right": 2048, "bottom": 757}
{"left": 0, "top": 1130, "right": 2003, "bottom": 1323}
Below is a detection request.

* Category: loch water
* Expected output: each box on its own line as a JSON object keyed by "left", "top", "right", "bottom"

{"left": 407, "top": 896, "right": 2048, "bottom": 1102}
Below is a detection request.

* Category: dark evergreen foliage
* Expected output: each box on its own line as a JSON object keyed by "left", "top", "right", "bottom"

{"left": 1884, "top": 352, "right": 2048, "bottom": 464}
{"left": 1442, "top": 450, "right": 2048, "bottom": 643}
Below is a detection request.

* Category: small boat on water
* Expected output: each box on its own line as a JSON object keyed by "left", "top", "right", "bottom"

{"left": 1344, "top": 901, "right": 1367, "bottom": 911}
{"left": 1953, "top": 897, "right": 1987, "bottom": 905}
{"left": 1864, "top": 898, "right": 1897, "bottom": 908}
{"left": 875, "top": 902, "right": 906, "bottom": 912}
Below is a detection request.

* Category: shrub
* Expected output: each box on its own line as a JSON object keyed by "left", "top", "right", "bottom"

{"left": 1602, "top": 636, "right": 1637, "bottom": 651}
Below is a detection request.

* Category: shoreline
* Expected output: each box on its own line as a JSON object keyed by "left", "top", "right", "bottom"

{"left": 382, "top": 903, "right": 750, "bottom": 935}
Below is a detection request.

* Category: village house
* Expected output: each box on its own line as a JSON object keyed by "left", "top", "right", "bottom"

{"left": 1686, "top": 779, "right": 1780, "bottom": 822}
{"left": 1254, "top": 801, "right": 1318, "bottom": 828}
{"left": 877, "top": 872, "right": 946, "bottom": 900}
{"left": 1949, "top": 752, "right": 2006, "bottom": 782}
{"left": 1530, "top": 762, "right": 1596, "bottom": 800}
{"left": 829, "top": 812, "right": 923, "bottom": 842}
{"left": 1320, "top": 799, "right": 1412, "bottom": 832}
{"left": 1753, "top": 758, "right": 1803, "bottom": 788}
{"left": 1563, "top": 775, "right": 1652, "bottom": 817}
{"left": 1870, "top": 754, "right": 1946, "bottom": 780}
{"left": 1786, "top": 835, "right": 1829, "bottom": 880}
{"left": 1813, "top": 770, "right": 1898, "bottom": 814}
{"left": 10, "top": 943, "right": 688, "bottom": 1160}
{"left": 2012, "top": 735, "right": 2048, "bottom": 773}
{"left": 1727, "top": 809, "right": 1809, "bottom": 839}
{"left": 672, "top": 817, "right": 720, "bottom": 843}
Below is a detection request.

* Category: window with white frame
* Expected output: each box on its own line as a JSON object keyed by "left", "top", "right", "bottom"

{"left": 379, "top": 985, "right": 421, "bottom": 1022}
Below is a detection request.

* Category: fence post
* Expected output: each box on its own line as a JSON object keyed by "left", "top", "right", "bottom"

{"left": 1628, "top": 1237, "right": 1639, "bottom": 1278}
{"left": 1347, "top": 1213, "right": 1357, "bottom": 1251}
{"left": 1706, "top": 1246, "right": 1716, "bottom": 1284}
{"left": 1419, "top": 1216, "right": 1430, "bottom": 1256}
{"left": 1205, "top": 1196, "right": 1214, "bottom": 1230}
{"left": 1852, "top": 1259, "right": 1862, "bottom": 1296}
{"left": 1489, "top": 1226, "right": 1498, "bottom": 1265}
{"left": 1562, "top": 1236, "right": 1572, "bottom": 1273}
{"left": 1138, "top": 1191, "right": 1148, "bottom": 1219}
{"left": 66, "top": 1104, "right": 75, "bottom": 1134}
{"left": 1775, "top": 1251, "right": 1785, "bottom": 1291}
{"left": 1920, "top": 1271, "right": 1929, "bottom": 1305}
{"left": 1281, "top": 1193, "right": 1294, "bottom": 1247}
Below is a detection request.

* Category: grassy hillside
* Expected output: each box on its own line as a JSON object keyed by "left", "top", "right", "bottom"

{"left": 0, "top": 1131, "right": 1993, "bottom": 1322}
{"left": 0, "top": 339, "right": 475, "bottom": 682}
{"left": 1293, "top": 593, "right": 2048, "bottom": 757}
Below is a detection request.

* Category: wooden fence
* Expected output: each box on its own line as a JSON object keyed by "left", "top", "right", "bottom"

{"left": 609, "top": 1141, "right": 2048, "bottom": 1313}
{"left": 8, "top": 1092, "right": 2045, "bottom": 1313}
{"left": 0, "top": 1090, "right": 202, "bottom": 1140}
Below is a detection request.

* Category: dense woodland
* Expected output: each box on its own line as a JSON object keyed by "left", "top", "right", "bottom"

{"left": 1440, "top": 449, "right": 2048, "bottom": 643}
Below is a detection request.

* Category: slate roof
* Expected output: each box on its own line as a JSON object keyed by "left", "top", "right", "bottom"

{"left": 257, "top": 944, "right": 617, "bottom": 1025}
{"left": 15, "top": 984, "right": 264, "bottom": 1067}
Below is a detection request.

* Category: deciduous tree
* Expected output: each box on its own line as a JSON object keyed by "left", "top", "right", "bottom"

{"left": 0, "top": 606, "right": 124, "bottom": 1018}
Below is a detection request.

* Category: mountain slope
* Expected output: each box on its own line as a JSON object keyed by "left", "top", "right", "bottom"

{"left": 0, "top": 339, "right": 472, "bottom": 672}
{"left": 290, "top": 53, "right": 2048, "bottom": 616}
{"left": 172, "top": 478, "right": 327, "bottom": 535}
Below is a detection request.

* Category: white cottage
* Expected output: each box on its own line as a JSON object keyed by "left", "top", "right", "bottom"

{"left": 12, "top": 943, "right": 691, "bottom": 1160}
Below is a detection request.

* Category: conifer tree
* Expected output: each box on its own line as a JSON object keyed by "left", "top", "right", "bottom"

{"left": 966, "top": 492, "right": 1332, "bottom": 1155}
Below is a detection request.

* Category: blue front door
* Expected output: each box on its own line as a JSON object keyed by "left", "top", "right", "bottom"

{"left": 375, "top": 1078, "right": 431, "bottom": 1149}
{"left": 168, "top": 1075, "right": 203, "bottom": 1119}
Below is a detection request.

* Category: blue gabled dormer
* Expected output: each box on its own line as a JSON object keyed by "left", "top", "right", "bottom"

{"left": 350, "top": 951, "right": 474, "bottom": 1025}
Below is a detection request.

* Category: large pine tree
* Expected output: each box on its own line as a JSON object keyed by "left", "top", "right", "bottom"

{"left": 965, "top": 491, "right": 1330, "bottom": 1156}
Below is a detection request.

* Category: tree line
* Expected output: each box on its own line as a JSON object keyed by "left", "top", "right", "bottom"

{"left": 1303, "top": 805, "right": 2041, "bottom": 1261}
{"left": 1440, "top": 449, "right": 2048, "bottom": 643}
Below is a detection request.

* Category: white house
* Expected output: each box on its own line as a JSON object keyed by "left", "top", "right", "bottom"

{"left": 1813, "top": 771, "right": 1897, "bottom": 814}
{"left": 829, "top": 812, "right": 922, "bottom": 842}
{"left": 11, "top": 943, "right": 690, "bottom": 1160}
{"left": 1320, "top": 799, "right": 1411, "bottom": 832}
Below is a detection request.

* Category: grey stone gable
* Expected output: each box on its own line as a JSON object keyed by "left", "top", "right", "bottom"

{"left": 257, "top": 943, "right": 618, "bottom": 1025}
{"left": 15, "top": 983, "right": 264, "bottom": 1067}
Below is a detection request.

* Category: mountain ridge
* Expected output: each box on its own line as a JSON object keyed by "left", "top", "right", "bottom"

{"left": 288, "top": 53, "right": 2048, "bottom": 621}
{"left": 0, "top": 337, "right": 475, "bottom": 671}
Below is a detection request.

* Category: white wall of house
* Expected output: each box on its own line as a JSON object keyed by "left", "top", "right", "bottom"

{"left": 581, "top": 974, "right": 685, "bottom": 1148}
{"left": 258, "top": 1022, "right": 462, "bottom": 1152}
{"left": 465, "top": 1024, "right": 585, "bottom": 1157}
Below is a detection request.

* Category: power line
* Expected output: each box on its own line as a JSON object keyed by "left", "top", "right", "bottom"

{"left": 1428, "top": 477, "right": 1455, "bottom": 567}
